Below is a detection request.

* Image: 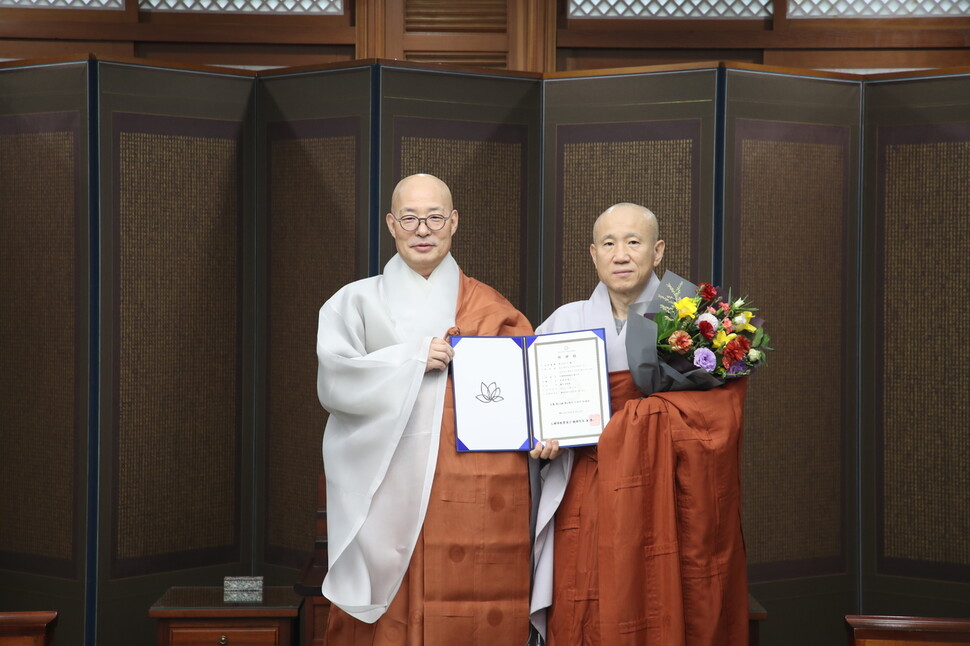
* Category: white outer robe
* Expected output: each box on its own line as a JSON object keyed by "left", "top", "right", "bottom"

{"left": 529, "top": 274, "right": 660, "bottom": 638}
{"left": 316, "top": 253, "right": 460, "bottom": 624}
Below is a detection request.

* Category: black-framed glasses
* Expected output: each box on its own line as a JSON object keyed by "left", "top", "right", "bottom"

{"left": 393, "top": 214, "right": 451, "bottom": 231}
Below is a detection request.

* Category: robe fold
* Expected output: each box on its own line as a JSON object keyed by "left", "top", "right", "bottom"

{"left": 549, "top": 376, "right": 749, "bottom": 646}
{"left": 320, "top": 256, "right": 533, "bottom": 646}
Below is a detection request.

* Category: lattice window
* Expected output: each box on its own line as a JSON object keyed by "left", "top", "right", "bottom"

{"left": 138, "top": 0, "right": 341, "bottom": 14}
{"left": 568, "top": 0, "right": 771, "bottom": 18}
{"left": 789, "top": 0, "right": 969, "bottom": 17}
{"left": 0, "top": 0, "right": 122, "bottom": 9}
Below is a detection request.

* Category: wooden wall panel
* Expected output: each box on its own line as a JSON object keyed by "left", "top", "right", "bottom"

{"left": 375, "top": 0, "right": 553, "bottom": 71}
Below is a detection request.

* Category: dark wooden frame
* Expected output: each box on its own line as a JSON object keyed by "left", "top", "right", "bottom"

{"left": 555, "top": 0, "right": 970, "bottom": 71}
{"left": 846, "top": 615, "right": 970, "bottom": 643}
{"left": 2, "top": 0, "right": 967, "bottom": 71}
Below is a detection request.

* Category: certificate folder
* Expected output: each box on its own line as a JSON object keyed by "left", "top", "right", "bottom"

{"left": 449, "top": 328, "right": 611, "bottom": 451}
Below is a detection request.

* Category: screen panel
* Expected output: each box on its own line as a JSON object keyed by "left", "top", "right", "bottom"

{"left": 97, "top": 60, "right": 255, "bottom": 646}
{"left": 723, "top": 68, "right": 861, "bottom": 646}
{"left": 542, "top": 69, "right": 717, "bottom": 321}
{"left": 0, "top": 60, "right": 90, "bottom": 645}
{"left": 256, "top": 66, "right": 371, "bottom": 571}
{"left": 379, "top": 66, "right": 541, "bottom": 323}
{"left": 109, "top": 111, "right": 244, "bottom": 577}
{"left": 863, "top": 72, "right": 970, "bottom": 615}
{"left": 0, "top": 110, "right": 84, "bottom": 578}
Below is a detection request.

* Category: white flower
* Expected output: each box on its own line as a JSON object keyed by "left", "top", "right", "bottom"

{"left": 696, "top": 312, "right": 719, "bottom": 330}
{"left": 747, "top": 348, "right": 762, "bottom": 363}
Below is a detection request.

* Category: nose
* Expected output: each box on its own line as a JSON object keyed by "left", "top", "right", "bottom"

{"left": 614, "top": 244, "right": 631, "bottom": 261}
{"left": 415, "top": 219, "right": 432, "bottom": 234}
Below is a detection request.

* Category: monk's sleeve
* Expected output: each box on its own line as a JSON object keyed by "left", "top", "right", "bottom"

{"left": 316, "top": 292, "right": 429, "bottom": 421}
{"left": 316, "top": 289, "right": 434, "bottom": 519}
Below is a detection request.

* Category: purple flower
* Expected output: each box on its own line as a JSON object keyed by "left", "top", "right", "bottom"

{"left": 693, "top": 347, "right": 716, "bottom": 372}
{"left": 727, "top": 360, "right": 749, "bottom": 376}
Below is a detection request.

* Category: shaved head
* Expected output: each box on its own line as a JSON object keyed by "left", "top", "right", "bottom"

{"left": 391, "top": 173, "right": 454, "bottom": 214}
{"left": 592, "top": 203, "right": 659, "bottom": 244}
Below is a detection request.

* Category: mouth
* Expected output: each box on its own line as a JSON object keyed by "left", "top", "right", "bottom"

{"left": 411, "top": 242, "right": 435, "bottom": 252}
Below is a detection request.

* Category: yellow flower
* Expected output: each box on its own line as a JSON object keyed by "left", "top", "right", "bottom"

{"left": 713, "top": 330, "right": 736, "bottom": 349}
{"left": 733, "top": 311, "right": 757, "bottom": 333}
{"left": 674, "top": 297, "right": 699, "bottom": 320}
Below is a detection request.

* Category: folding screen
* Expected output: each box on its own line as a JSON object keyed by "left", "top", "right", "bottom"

{"left": 0, "top": 60, "right": 91, "bottom": 645}
{"left": 722, "top": 66, "right": 862, "bottom": 646}
{"left": 96, "top": 60, "right": 255, "bottom": 646}
{"left": 255, "top": 64, "right": 373, "bottom": 574}
{"left": 2, "top": 57, "right": 969, "bottom": 646}
{"left": 378, "top": 65, "right": 542, "bottom": 322}
{"left": 541, "top": 67, "right": 718, "bottom": 320}
{"left": 861, "top": 70, "right": 970, "bottom": 617}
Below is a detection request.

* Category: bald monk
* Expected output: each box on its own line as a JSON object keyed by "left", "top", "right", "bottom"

{"left": 316, "top": 174, "right": 536, "bottom": 645}
{"left": 531, "top": 203, "right": 749, "bottom": 646}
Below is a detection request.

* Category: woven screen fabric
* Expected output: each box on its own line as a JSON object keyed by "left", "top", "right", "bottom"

{"left": 877, "top": 123, "right": 970, "bottom": 582}
{"left": 734, "top": 119, "right": 849, "bottom": 579}
{"left": 111, "top": 113, "right": 243, "bottom": 577}
{"left": 0, "top": 113, "right": 82, "bottom": 578}
{"left": 265, "top": 118, "right": 360, "bottom": 565}
{"left": 555, "top": 121, "right": 700, "bottom": 307}
{"left": 392, "top": 116, "right": 529, "bottom": 311}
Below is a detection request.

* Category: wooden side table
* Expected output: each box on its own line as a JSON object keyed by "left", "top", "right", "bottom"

{"left": 150, "top": 586, "right": 302, "bottom": 646}
{"left": 0, "top": 611, "right": 57, "bottom": 646}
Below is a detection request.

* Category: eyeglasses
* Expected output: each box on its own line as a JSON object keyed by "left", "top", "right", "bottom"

{"left": 392, "top": 214, "right": 451, "bottom": 232}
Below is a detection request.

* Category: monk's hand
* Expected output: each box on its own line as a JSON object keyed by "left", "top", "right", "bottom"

{"left": 425, "top": 337, "right": 455, "bottom": 372}
{"left": 529, "top": 440, "right": 561, "bottom": 461}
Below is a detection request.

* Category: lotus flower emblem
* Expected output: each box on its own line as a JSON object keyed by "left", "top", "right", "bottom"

{"left": 476, "top": 381, "right": 503, "bottom": 403}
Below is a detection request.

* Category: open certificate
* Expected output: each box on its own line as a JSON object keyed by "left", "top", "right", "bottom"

{"left": 449, "top": 329, "right": 611, "bottom": 451}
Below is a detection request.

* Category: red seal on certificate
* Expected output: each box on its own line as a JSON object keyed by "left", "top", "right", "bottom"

{"left": 588, "top": 413, "right": 601, "bottom": 426}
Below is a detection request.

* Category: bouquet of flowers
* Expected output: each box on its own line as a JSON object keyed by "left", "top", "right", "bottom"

{"left": 655, "top": 281, "right": 770, "bottom": 378}
{"left": 625, "top": 271, "right": 770, "bottom": 396}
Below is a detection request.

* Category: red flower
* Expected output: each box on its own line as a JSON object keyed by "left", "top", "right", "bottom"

{"left": 668, "top": 330, "right": 693, "bottom": 354}
{"left": 698, "top": 283, "right": 718, "bottom": 300}
{"left": 698, "top": 320, "right": 716, "bottom": 340}
{"left": 718, "top": 301, "right": 731, "bottom": 313}
{"left": 722, "top": 336, "right": 751, "bottom": 367}
{"left": 722, "top": 317, "right": 734, "bottom": 333}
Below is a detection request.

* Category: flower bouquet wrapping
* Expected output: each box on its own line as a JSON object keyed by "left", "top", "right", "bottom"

{"left": 626, "top": 271, "right": 771, "bottom": 396}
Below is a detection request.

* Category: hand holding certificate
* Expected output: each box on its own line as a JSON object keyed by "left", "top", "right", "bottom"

{"left": 449, "top": 329, "right": 612, "bottom": 451}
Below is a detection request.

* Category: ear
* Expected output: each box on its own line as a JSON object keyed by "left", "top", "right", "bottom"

{"left": 653, "top": 239, "right": 666, "bottom": 267}
{"left": 385, "top": 212, "right": 397, "bottom": 239}
{"left": 589, "top": 242, "right": 597, "bottom": 264}
{"left": 449, "top": 209, "right": 459, "bottom": 235}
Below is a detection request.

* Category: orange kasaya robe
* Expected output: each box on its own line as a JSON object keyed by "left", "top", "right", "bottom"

{"left": 325, "top": 273, "right": 533, "bottom": 646}
{"left": 549, "top": 374, "right": 749, "bottom": 646}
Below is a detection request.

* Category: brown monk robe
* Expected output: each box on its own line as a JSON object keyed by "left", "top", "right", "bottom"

{"left": 549, "top": 376, "right": 748, "bottom": 646}
{"left": 326, "top": 273, "right": 533, "bottom": 646}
